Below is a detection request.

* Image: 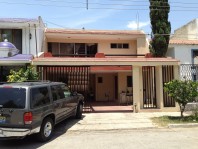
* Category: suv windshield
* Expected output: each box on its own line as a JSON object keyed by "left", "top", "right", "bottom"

{"left": 0, "top": 88, "right": 26, "bottom": 109}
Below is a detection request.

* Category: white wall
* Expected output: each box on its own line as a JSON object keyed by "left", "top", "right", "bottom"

{"left": 26, "top": 23, "right": 45, "bottom": 56}
{"left": 166, "top": 47, "right": 175, "bottom": 58}
{"left": 168, "top": 44, "right": 198, "bottom": 64}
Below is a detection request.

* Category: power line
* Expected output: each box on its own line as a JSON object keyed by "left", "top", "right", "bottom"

{"left": 0, "top": 1, "right": 86, "bottom": 9}
{"left": 30, "top": 0, "right": 198, "bottom": 8}
{"left": 45, "top": 20, "right": 70, "bottom": 29}
{"left": 0, "top": 1, "right": 198, "bottom": 11}
{"left": 108, "top": 0, "right": 198, "bottom": 5}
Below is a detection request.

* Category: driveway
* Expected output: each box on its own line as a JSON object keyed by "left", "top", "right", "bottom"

{"left": 67, "top": 112, "right": 182, "bottom": 131}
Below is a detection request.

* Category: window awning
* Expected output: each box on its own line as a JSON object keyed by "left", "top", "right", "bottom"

{"left": 0, "top": 54, "right": 33, "bottom": 66}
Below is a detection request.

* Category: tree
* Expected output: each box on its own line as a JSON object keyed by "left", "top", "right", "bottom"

{"left": 7, "top": 66, "right": 39, "bottom": 82}
{"left": 164, "top": 80, "right": 198, "bottom": 118}
{"left": 149, "top": 0, "right": 171, "bottom": 57}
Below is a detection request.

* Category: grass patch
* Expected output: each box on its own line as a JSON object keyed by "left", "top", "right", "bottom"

{"left": 151, "top": 115, "right": 198, "bottom": 127}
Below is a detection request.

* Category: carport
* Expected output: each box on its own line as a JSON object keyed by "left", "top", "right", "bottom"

{"left": 32, "top": 56, "right": 179, "bottom": 112}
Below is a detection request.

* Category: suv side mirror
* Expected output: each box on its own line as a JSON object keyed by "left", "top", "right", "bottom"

{"left": 71, "top": 91, "right": 78, "bottom": 96}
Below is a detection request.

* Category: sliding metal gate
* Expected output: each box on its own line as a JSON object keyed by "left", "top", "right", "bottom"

{"left": 142, "top": 66, "right": 157, "bottom": 108}
{"left": 162, "top": 66, "right": 175, "bottom": 107}
{"left": 37, "top": 66, "right": 90, "bottom": 97}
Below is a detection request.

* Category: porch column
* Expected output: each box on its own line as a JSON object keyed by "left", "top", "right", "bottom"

{"left": 173, "top": 65, "right": 180, "bottom": 110}
{"left": 133, "top": 65, "right": 142, "bottom": 112}
{"left": 156, "top": 66, "right": 163, "bottom": 109}
{"left": 173, "top": 65, "right": 179, "bottom": 80}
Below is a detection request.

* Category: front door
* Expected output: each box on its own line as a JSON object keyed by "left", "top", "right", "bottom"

{"left": 96, "top": 73, "right": 115, "bottom": 101}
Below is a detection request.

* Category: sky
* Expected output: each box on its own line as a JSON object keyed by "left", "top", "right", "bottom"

{"left": 0, "top": 0, "right": 198, "bottom": 36}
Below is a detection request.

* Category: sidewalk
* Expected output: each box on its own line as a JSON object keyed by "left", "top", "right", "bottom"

{"left": 67, "top": 112, "right": 185, "bottom": 132}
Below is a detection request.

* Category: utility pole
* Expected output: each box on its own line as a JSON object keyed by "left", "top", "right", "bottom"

{"left": 86, "top": 0, "right": 88, "bottom": 10}
{"left": 136, "top": 11, "right": 139, "bottom": 30}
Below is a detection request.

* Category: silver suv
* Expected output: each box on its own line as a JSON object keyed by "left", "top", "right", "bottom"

{"left": 0, "top": 81, "right": 84, "bottom": 141}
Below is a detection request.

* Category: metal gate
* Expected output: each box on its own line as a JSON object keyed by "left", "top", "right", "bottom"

{"left": 37, "top": 66, "right": 90, "bottom": 97}
{"left": 142, "top": 66, "right": 157, "bottom": 108}
{"left": 180, "top": 64, "right": 198, "bottom": 81}
{"left": 162, "top": 66, "right": 175, "bottom": 107}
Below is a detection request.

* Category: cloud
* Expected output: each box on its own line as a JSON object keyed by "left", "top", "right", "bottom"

{"left": 127, "top": 21, "right": 150, "bottom": 29}
{"left": 64, "top": 9, "right": 115, "bottom": 28}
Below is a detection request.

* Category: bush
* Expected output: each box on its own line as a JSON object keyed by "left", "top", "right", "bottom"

{"left": 164, "top": 79, "right": 198, "bottom": 118}
{"left": 7, "top": 66, "right": 39, "bottom": 82}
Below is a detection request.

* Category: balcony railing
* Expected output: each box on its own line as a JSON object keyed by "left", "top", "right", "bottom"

{"left": 51, "top": 53, "right": 145, "bottom": 57}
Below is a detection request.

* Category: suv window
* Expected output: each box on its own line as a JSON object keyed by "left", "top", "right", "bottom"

{"left": 62, "top": 85, "right": 71, "bottom": 97}
{"left": 30, "top": 87, "right": 50, "bottom": 108}
{"left": 51, "top": 85, "right": 66, "bottom": 101}
{"left": 0, "top": 88, "right": 26, "bottom": 109}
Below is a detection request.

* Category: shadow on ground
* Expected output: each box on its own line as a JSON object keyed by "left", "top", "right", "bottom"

{"left": 0, "top": 115, "right": 85, "bottom": 149}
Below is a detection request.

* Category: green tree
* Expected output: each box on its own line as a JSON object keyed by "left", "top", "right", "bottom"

{"left": 164, "top": 80, "right": 198, "bottom": 118}
{"left": 149, "top": 0, "right": 171, "bottom": 57}
{"left": 7, "top": 66, "right": 39, "bottom": 82}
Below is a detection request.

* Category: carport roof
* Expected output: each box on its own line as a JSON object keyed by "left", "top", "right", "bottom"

{"left": 0, "top": 54, "right": 33, "bottom": 66}
{"left": 32, "top": 57, "right": 179, "bottom": 66}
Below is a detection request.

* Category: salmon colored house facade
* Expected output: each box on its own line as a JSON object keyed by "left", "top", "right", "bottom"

{"left": 32, "top": 29, "right": 180, "bottom": 112}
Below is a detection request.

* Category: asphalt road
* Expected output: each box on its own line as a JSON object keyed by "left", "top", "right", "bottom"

{"left": 0, "top": 125, "right": 198, "bottom": 149}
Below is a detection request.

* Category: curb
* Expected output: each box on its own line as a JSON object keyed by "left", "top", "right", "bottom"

{"left": 168, "top": 123, "right": 198, "bottom": 128}
{"left": 67, "top": 127, "right": 156, "bottom": 133}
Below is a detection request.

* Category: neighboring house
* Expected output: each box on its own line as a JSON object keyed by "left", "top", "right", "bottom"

{"left": 32, "top": 28, "right": 180, "bottom": 112}
{"left": 0, "top": 16, "right": 45, "bottom": 56}
{"left": 0, "top": 16, "right": 45, "bottom": 81}
{"left": 167, "top": 19, "right": 198, "bottom": 80}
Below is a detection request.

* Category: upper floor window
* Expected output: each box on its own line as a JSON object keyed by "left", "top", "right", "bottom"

{"left": 111, "top": 43, "right": 129, "bottom": 49}
{"left": 48, "top": 42, "right": 97, "bottom": 57}
{"left": 0, "top": 29, "right": 22, "bottom": 54}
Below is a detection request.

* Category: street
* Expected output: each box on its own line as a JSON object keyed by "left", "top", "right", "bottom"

{"left": 0, "top": 126, "right": 198, "bottom": 149}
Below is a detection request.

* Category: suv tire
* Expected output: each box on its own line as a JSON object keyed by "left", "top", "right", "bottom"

{"left": 37, "top": 117, "right": 54, "bottom": 142}
{"left": 75, "top": 103, "right": 83, "bottom": 119}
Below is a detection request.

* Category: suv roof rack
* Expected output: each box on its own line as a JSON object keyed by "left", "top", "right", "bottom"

{"left": 0, "top": 82, "right": 18, "bottom": 85}
{"left": 23, "top": 80, "right": 51, "bottom": 82}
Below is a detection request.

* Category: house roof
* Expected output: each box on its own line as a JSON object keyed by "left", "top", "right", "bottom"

{"left": 46, "top": 29, "right": 146, "bottom": 40}
{"left": 45, "top": 28, "right": 145, "bottom": 36}
{"left": 32, "top": 57, "right": 179, "bottom": 66}
{"left": 0, "top": 18, "right": 38, "bottom": 23}
{"left": 169, "top": 39, "right": 198, "bottom": 45}
{"left": 0, "top": 54, "right": 33, "bottom": 66}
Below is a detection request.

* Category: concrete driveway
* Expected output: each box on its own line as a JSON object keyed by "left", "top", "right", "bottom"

{"left": 66, "top": 112, "right": 182, "bottom": 132}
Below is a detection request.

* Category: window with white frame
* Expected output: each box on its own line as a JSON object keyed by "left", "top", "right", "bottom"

{"left": 0, "top": 29, "right": 22, "bottom": 53}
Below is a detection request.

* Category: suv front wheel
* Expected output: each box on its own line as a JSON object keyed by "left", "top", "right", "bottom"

{"left": 75, "top": 103, "right": 83, "bottom": 119}
{"left": 37, "top": 117, "right": 54, "bottom": 142}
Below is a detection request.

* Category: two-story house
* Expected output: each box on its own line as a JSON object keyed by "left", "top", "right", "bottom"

{"left": 32, "top": 28, "right": 180, "bottom": 112}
